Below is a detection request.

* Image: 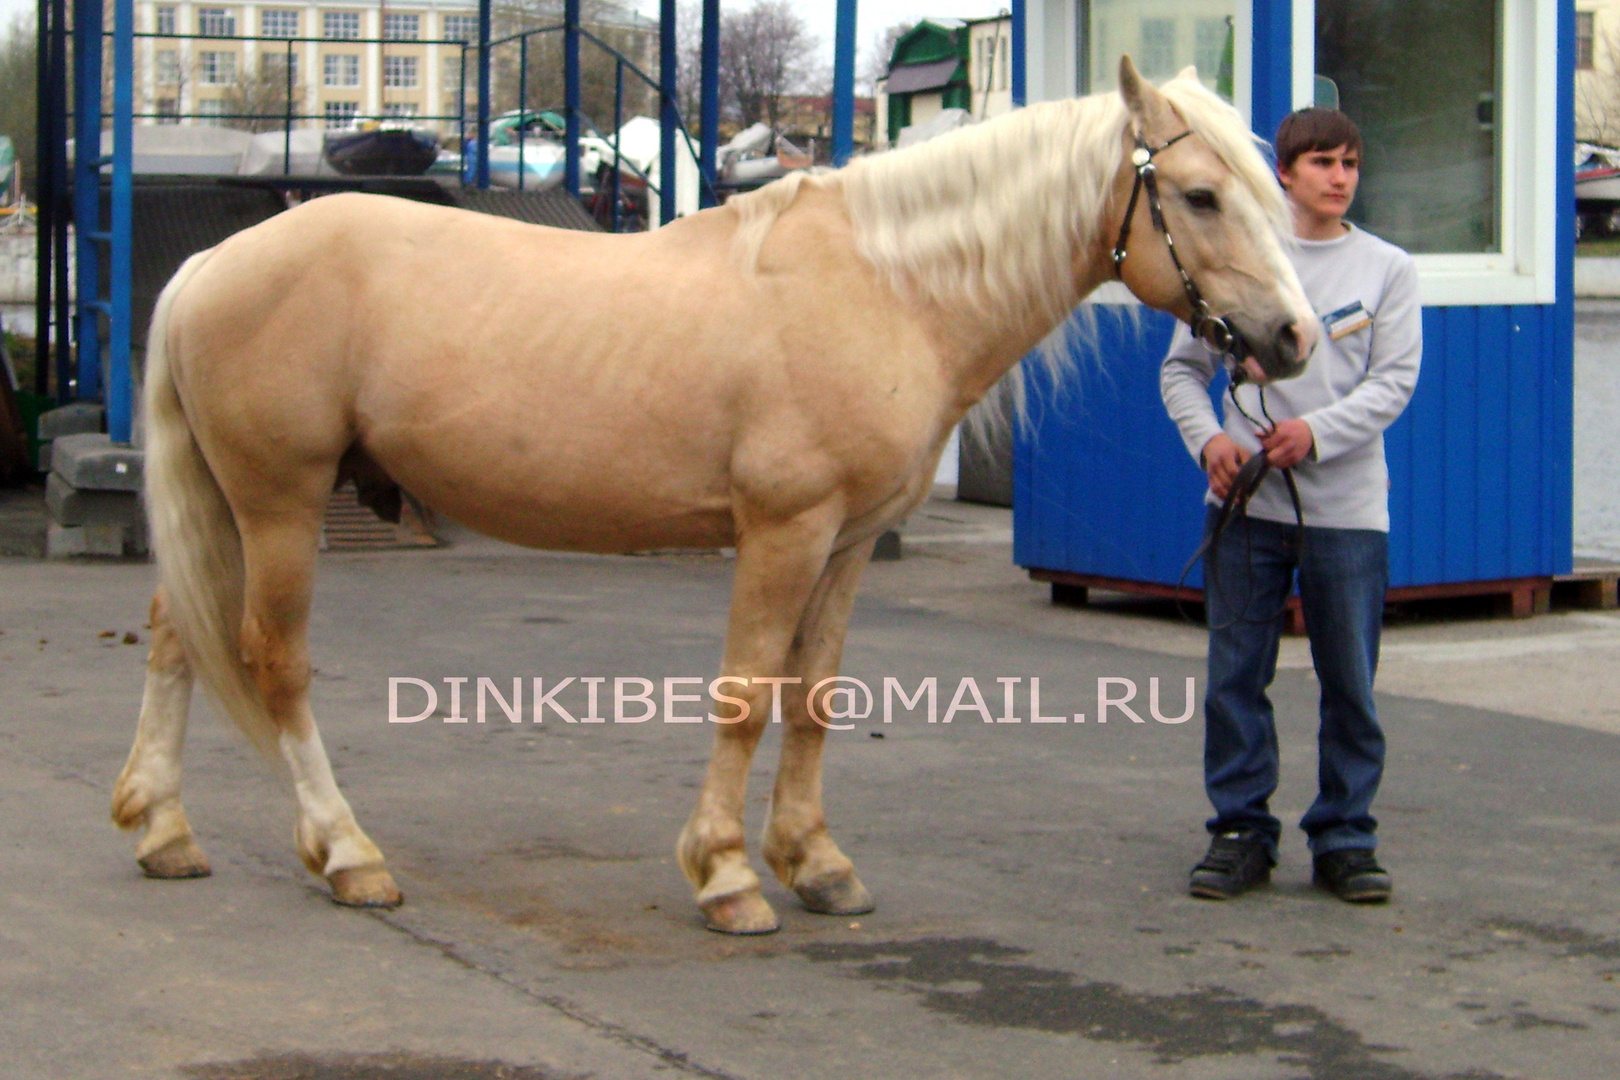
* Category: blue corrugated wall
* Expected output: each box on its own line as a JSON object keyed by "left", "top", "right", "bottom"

{"left": 1013, "top": 2, "right": 1575, "bottom": 590}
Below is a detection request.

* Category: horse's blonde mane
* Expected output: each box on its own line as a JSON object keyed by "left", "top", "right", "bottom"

{"left": 731, "top": 70, "right": 1288, "bottom": 332}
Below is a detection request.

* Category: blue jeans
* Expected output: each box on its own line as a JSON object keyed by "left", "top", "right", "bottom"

{"left": 1201, "top": 507, "right": 1388, "bottom": 857}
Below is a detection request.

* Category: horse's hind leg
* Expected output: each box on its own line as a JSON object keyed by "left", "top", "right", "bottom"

{"left": 762, "top": 538, "right": 876, "bottom": 916}
{"left": 678, "top": 509, "right": 842, "bottom": 934}
{"left": 112, "top": 588, "right": 211, "bottom": 878}
{"left": 237, "top": 512, "right": 402, "bottom": 908}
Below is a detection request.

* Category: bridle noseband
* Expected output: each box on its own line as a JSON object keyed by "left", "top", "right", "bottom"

{"left": 1112, "top": 130, "right": 1253, "bottom": 379}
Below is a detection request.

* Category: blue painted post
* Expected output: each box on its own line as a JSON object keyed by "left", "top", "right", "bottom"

{"left": 476, "top": 0, "right": 491, "bottom": 188}
{"left": 565, "top": 0, "right": 581, "bottom": 197}
{"left": 831, "top": 0, "right": 856, "bottom": 166}
{"left": 72, "top": 0, "right": 102, "bottom": 402}
{"left": 659, "top": 0, "right": 677, "bottom": 224}
{"left": 699, "top": 0, "right": 719, "bottom": 207}
{"left": 108, "top": 0, "right": 133, "bottom": 443}
{"left": 1010, "top": 0, "right": 1025, "bottom": 107}
{"left": 518, "top": 34, "right": 528, "bottom": 191}
{"left": 1248, "top": 0, "right": 1293, "bottom": 142}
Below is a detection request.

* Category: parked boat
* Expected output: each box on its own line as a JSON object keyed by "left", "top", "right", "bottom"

{"left": 324, "top": 128, "right": 440, "bottom": 177}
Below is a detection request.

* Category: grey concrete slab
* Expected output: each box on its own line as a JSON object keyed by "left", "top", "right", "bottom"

{"left": 3, "top": 510, "right": 1619, "bottom": 1080}
{"left": 35, "top": 402, "right": 104, "bottom": 441}
{"left": 49, "top": 434, "right": 143, "bottom": 493}
{"left": 45, "top": 472, "right": 145, "bottom": 529}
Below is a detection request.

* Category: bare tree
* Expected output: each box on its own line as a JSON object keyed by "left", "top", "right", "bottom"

{"left": 0, "top": 15, "right": 37, "bottom": 197}
{"left": 1579, "top": 29, "right": 1620, "bottom": 146}
{"left": 862, "top": 20, "right": 912, "bottom": 95}
{"left": 492, "top": 0, "right": 658, "bottom": 129}
{"left": 221, "top": 55, "right": 303, "bottom": 133}
{"left": 721, "top": 0, "right": 815, "bottom": 129}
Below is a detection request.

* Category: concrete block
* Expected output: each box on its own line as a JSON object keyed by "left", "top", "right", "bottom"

{"left": 47, "top": 522, "right": 138, "bottom": 558}
{"left": 37, "top": 402, "right": 105, "bottom": 440}
{"left": 49, "top": 434, "right": 143, "bottom": 492}
{"left": 46, "top": 472, "right": 145, "bottom": 528}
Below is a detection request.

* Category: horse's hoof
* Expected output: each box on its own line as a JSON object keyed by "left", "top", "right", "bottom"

{"left": 796, "top": 872, "right": 874, "bottom": 916}
{"left": 701, "top": 889, "right": 780, "bottom": 935}
{"left": 329, "top": 866, "right": 403, "bottom": 909}
{"left": 138, "top": 836, "right": 212, "bottom": 879}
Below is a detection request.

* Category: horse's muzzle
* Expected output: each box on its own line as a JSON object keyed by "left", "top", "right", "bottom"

{"left": 1234, "top": 318, "right": 1312, "bottom": 384}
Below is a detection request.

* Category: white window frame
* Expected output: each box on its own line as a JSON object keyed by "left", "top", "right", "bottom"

{"left": 199, "top": 50, "right": 236, "bottom": 85}
{"left": 196, "top": 8, "right": 235, "bottom": 37}
{"left": 324, "top": 11, "right": 361, "bottom": 40}
{"left": 442, "top": 15, "right": 478, "bottom": 42}
{"left": 155, "top": 6, "right": 175, "bottom": 35}
{"left": 1292, "top": 0, "right": 1558, "bottom": 307}
{"left": 383, "top": 13, "right": 420, "bottom": 41}
{"left": 383, "top": 55, "right": 418, "bottom": 89}
{"left": 324, "top": 53, "right": 360, "bottom": 88}
{"left": 260, "top": 9, "right": 298, "bottom": 38}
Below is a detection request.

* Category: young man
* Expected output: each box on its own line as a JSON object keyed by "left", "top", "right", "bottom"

{"left": 1159, "top": 108, "right": 1422, "bottom": 902}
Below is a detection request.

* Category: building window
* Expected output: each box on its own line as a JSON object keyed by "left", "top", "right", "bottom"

{"left": 1084, "top": 1, "right": 1234, "bottom": 100}
{"left": 260, "top": 9, "right": 298, "bottom": 38}
{"left": 324, "top": 53, "right": 360, "bottom": 87}
{"left": 199, "top": 50, "right": 236, "bottom": 85}
{"left": 155, "top": 48, "right": 180, "bottom": 85}
{"left": 998, "top": 34, "right": 1008, "bottom": 90}
{"left": 261, "top": 51, "right": 299, "bottom": 87}
{"left": 1578, "top": 11, "right": 1596, "bottom": 72}
{"left": 442, "top": 15, "right": 477, "bottom": 42}
{"left": 155, "top": 6, "right": 175, "bottom": 35}
{"left": 383, "top": 13, "right": 419, "bottom": 41}
{"left": 197, "top": 8, "right": 235, "bottom": 37}
{"left": 1194, "top": 17, "right": 1228, "bottom": 81}
{"left": 325, "top": 101, "right": 360, "bottom": 128}
{"left": 1138, "top": 17, "right": 1176, "bottom": 80}
{"left": 195, "top": 98, "right": 226, "bottom": 126}
{"left": 383, "top": 55, "right": 417, "bottom": 88}
{"left": 324, "top": 11, "right": 360, "bottom": 40}
{"left": 156, "top": 97, "right": 179, "bottom": 123}
{"left": 382, "top": 102, "right": 418, "bottom": 118}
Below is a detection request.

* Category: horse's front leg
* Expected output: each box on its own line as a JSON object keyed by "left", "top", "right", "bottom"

{"left": 762, "top": 537, "right": 877, "bottom": 917}
{"left": 677, "top": 509, "right": 841, "bottom": 935}
{"left": 111, "top": 588, "right": 212, "bottom": 878}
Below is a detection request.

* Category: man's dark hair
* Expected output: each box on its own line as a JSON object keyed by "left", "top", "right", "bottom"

{"left": 1274, "top": 108, "right": 1363, "bottom": 171}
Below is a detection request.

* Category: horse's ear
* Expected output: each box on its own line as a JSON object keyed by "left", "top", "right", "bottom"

{"left": 1176, "top": 64, "right": 1199, "bottom": 82}
{"left": 1118, "top": 55, "right": 1147, "bottom": 114}
{"left": 1118, "top": 55, "right": 1173, "bottom": 129}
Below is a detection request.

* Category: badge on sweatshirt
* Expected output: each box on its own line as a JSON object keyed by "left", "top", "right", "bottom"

{"left": 1323, "top": 300, "right": 1372, "bottom": 340}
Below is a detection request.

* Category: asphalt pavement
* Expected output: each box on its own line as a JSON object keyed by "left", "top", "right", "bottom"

{"left": 3, "top": 488, "right": 1619, "bottom": 1080}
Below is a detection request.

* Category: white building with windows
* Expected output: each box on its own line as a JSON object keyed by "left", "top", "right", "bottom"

{"left": 137, "top": 0, "right": 484, "bottom": 130}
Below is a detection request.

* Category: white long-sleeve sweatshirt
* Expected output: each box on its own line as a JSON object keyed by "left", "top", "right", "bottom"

{"left": 1159, "top": 223, "right": 1423, "bottom": 532}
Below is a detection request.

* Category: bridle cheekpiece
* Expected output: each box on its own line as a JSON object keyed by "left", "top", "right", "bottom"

{"left": 1112, "top": 129, "right": 1254, "bottom": 379}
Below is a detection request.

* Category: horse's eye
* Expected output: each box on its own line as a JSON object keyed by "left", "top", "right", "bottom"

{"left": 1185, "top": 189, "right": 1220, "bottom": 212}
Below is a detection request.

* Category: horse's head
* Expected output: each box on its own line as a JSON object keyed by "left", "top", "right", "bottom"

{"left": 1110, "top": 57, "right": 1317, "bottom": 384}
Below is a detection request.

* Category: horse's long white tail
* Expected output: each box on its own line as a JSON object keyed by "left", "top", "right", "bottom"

{"left": 144, "top": 252, "right": 282, "bottom": 761}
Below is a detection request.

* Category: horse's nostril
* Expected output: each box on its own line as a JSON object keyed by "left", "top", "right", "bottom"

{"left": 1274, "top": 322, "right": 1307, "bottom": 366}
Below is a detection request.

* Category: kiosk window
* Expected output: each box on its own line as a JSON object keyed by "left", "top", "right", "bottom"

{"left": 1316, "top": 0, "right": 1501, "bottom": 254}
{"left": 1082, "top": 0, "right": 1237, "bottom": 101}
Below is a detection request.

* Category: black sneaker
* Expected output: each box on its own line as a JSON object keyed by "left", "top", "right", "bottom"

{"left": 1312, "top": 848, "right": 1392, "bottom": 903}
{"left": 1189, "top": 830, "right": 1274, "bottom": 900}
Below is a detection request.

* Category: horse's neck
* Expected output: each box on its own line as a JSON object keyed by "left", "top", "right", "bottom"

{"left": 839, "top": 96, "right": 1126, "bottom": 404}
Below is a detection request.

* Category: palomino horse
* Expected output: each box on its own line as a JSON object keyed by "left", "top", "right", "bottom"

{"left": 112, "top": 60, "right": 1315, "bottom": 934}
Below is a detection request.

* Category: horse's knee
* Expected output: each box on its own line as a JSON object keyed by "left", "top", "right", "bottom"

{"left": 238, "top": 613, "right": 310, "bottom": 724}
{"left": 146, "top": 590, "right": 189, "bottom": 673}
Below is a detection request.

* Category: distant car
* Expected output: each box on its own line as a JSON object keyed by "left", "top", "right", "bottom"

{"left": 1576, "top": 142, "right": 1620, "bottom": 239}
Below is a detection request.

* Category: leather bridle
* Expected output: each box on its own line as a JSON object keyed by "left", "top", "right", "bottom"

{"left": 1112, "top": 129, "right": 1255, "bottom": 378}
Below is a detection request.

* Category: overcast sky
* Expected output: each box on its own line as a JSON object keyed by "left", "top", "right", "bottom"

{"left": 0, "top": 1, "right": 1008, "bottom": 65}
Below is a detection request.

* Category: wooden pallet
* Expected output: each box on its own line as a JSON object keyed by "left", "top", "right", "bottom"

{"left": 1031, "top": 567, "right": 1588, "bottom": 636}
{"left": 321, "top": 482, "right": 439, "bottom": 551}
